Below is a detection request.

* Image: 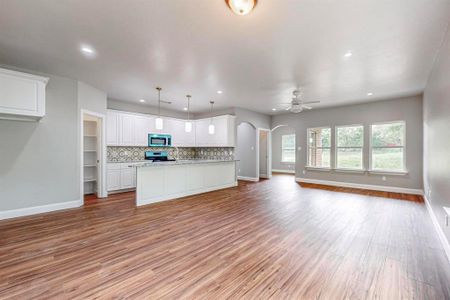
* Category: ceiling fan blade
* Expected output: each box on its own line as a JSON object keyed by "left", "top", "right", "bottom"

{"left": 302, "top": 101, "right": 320, "bottom": 104}
{"left": 302, "top": 105, "right": 313, "bottom": 110}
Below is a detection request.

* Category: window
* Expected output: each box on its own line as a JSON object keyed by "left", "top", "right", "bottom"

{"left": 336, "top": 125, "right": 364, "bottom": 170}
{"left": 307, "top": 127, "right": 331, "bottom": 168}
{"left": 370, "top": 121, "right": 406, "bottom": 172}
{"left": 281, "top": 134, "right": 296, "bottom": 163}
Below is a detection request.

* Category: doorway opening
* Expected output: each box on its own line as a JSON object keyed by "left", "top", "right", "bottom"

{"left": 271, "top": 125, "right": 296, "bottom": 176}
{"left": 81, "top": 110, "right": 107, "bottom": 201}
{"left": 258, "top": 128, "right": 271, "bottom": 179}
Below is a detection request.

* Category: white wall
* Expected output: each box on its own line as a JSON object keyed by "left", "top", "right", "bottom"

{"left": 108, "top": 98, "right": 187, "bottom": 119}
{"left": 272, "top": 95, "right": 423, "bottom": 190}
{"left": 0, "top": 66, "right": 80, "bottom": 212}
{"left": 423, "top": 24, "right": 450, "bottom": 245}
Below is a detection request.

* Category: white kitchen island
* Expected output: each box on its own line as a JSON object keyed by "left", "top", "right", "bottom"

{"left": 134, "top": 160, "right": 238, "bottom": 206}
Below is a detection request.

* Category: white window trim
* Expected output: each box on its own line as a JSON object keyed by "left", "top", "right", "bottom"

{"left": 369, "top": 120, "right": 407, "bottom": 173}
{"left": 335, "top": 124, "right": 364, "bottom": 171}
{"left": 281, "top": 134, "right": 296, "bottom": 163}
{"left": 307, "top": 126, "right": 331, "bottom": 169}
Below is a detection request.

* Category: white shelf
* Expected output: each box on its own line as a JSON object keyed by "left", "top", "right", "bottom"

{"left": 84, "top": 178, "right": 96, "bottom": 182}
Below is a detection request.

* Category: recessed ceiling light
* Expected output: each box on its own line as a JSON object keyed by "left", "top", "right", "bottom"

{"left": 217, "top": 90, "right": 223, "bottom": 94}
{"left": 344, "top": 52, "right": 353, "bottom": 58}
{"left": 367, "top": 92, "right": 373, "bottom": 96}
{"left": 139, "top": 99, "right": 145, "bottom": 103}
{"left": 285, "top": 107, "right": 290, "bottom": 111}
{"left": 272, "top": 108, "right": 277, "bottom": 111}
{"left": 183, "top": 107, "right": 188, "bottom": 111}
{"left": 80, "top": 45, "right": 96, "bottom": 57}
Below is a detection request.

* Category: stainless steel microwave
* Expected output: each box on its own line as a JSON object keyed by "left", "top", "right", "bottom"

{"left": 148, "top": 134, "right": 172, "bottom": 147}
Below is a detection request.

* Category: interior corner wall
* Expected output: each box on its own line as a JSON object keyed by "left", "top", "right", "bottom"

{"left": 423, "top": 23, "right": 450, "bottom": 245}
{"left": 0, "top": 66, "right": 80, "bottom": 212}
{"left": 272, "top": 126, "right": 296, "bottom": 172}
{"left": 271, "top": 95, "right": 423, "bottom": 190}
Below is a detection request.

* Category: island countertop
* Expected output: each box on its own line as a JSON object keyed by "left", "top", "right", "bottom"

{"left": 130, "top": 159, "right": 238, "bottom": 168}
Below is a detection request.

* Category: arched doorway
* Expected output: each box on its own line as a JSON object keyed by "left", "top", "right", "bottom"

{"left": 236, "top": 121, "right": 258, "bottom": 181}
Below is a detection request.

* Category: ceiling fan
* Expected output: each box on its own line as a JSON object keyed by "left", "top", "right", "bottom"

{"left": 281, "top": 89, "right": 320, "bottom": 113}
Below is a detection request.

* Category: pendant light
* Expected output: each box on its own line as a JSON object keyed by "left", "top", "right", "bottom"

{"left": 226, "top": 0, "right": 257, "bottom": 15}
{"left": 185, "top": 95, "right": 192, "bottom": 133}
{"left": 208, "top": 101, "right": 215, "bottom": 135}
{"left": 155, "top": 87, "right": 163, "bottom": 130}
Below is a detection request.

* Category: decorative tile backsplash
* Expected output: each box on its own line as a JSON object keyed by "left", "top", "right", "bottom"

{"left": 107, "top": 146, "right": 234, "bottom": 162}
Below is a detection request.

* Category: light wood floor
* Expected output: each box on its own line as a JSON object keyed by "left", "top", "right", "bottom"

{"left": 1, "top": 174, "right": 449, "bottom": 299}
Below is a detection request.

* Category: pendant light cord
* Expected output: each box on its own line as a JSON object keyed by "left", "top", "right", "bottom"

{"left": 156, "top": 87, "right": 162, "bottom": 117}
{"left": 210, "top": 101, "right": 214, "bottom": 124}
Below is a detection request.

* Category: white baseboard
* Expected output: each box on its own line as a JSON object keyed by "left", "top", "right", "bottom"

{"left": 424, "top": 196, "right": 450, "bottom": 264}
{"left": 272, "top": 169, "right": 295, "bottom": 174}
{"left": 0, "top": 199, "right": 83, "bottom": 221}
{"left": 237, "top": 176, "right": 259, "bottom": 182}
{"left": 295, "top": 177, "right": 424, "bottom": 195}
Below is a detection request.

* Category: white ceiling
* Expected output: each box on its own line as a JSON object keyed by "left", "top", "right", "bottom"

{"left": 0, "top": 0, "right": 449, "bottom": 115}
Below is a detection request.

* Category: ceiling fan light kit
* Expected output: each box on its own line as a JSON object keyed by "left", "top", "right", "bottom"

{"left": 281, "top": 89, "right": 320, "bottom": 113}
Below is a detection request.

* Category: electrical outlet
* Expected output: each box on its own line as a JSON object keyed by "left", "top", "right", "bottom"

{"left": 298, "top": 147, "right": 302, "bottom": 151}
{"left": 238, "top": 169, "right": 241, "bottom": 173}
{"left": 382, "top": 176, "right": 386, "bottom": 181}
{"left": 302, "top": 170, "right": 306, "bottom": 175}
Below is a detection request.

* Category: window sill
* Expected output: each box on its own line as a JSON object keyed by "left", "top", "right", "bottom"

{"left": 368, "top": 169, "right": 409, "bottom": 176}
{"left": 305, "top": 166, "right": 332, "bottom": 171}
{"left": 334, "top": 168, "right": 366, "bottom": 174}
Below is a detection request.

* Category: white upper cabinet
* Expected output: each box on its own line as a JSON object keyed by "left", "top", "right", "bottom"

{"left": 106, "top": 110, "right": 235, "bottom": 147}
{"left": 195, "top": 115, "right": 235, "bottom": 147}
{"left": 106, "top": 110, "right": 120, "bottom": 146}
{"left": 0, "top": 67, "right": 49, "bottom": 121}
{"left": 120, "top": 113, "right": 136, "bottom": 146}
{"left": 171, "top": 119, "right": 196, "bottom": 147}
{"left": 135, "top": 115, "right": 153, "bottom": 146}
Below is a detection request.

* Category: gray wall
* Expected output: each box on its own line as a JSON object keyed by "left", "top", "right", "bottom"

{"left": 78, "top": 81, "right": 107, "bottom": 115}
{"left": 108, "top": 98, "right": 187, "bottom": 119}
{"left": 272, "top": 95, "right": 423, "bottom": 190}
{"left": 272, "top": 125, "right": 296, "bottom": 172}
{"left": 236, "top": 122, "right": 257, "bottom": 178}
{"left": 0, "top": 67, "right": 80, "bottom": 211}
{"left": 423, "top": 25, "right": 450, "bottom": 243}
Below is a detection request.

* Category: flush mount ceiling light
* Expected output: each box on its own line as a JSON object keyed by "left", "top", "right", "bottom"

{"left": 225, "top": 0, "right": 257, "bottom": 15}
{"left": 344, "top": 51, "right": 353, "bottom": 58}
{"left": 367, "top": 92, "right": 373, "bottom": 96}
{"left": 217, "top": 90, "right": 223, "bottom": 94}
{"left": 139, "top": 99, "right": 145, "bottom": 103}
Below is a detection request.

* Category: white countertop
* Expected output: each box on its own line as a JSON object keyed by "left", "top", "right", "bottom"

{"left": 130, "top": 159, "right": 238, "bottom": 168}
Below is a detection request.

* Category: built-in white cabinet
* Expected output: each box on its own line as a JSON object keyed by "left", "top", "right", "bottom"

{"left": 106, "top": 111, "right": 120, "bottom": 145}
{"left": 106, "top": 109, "right": 235, "bottom": 147}
{"left": 107, "top": 163, "right": 137, "bottom": 192}
{"left": 106, "top": 164, "right": 122, "bottom": 191}
{"left": 0, "top": 67, "right": 49, "bottom": 121}
{"left": 195, "top": 116, "right": 235, "bottom": 147}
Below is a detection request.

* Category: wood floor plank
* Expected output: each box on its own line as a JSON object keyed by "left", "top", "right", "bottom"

{"left": 0, "top": 174, "right": 448, "bottom": 299}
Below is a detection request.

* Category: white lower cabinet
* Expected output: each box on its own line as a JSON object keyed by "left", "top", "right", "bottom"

{"left": 107, "top": 163, "right": 137, "bottom": 192}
